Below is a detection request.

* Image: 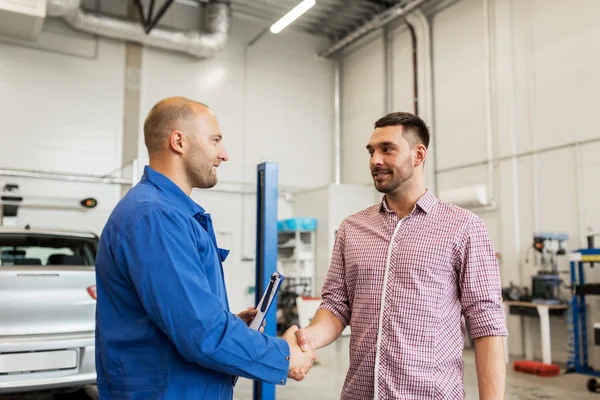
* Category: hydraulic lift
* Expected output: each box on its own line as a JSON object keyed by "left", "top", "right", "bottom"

{"left": 567, "top": 235, "right": 600, "bottom": 393}
{"left": 254, "top": 161, "right": 279, "bottom": 400}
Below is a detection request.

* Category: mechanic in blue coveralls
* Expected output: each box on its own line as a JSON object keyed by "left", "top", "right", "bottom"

{"left": 95, "top": 96, "right": 315, "bottom": 399}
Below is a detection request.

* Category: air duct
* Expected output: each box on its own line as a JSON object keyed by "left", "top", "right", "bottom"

{"left": 439, "top": 185, "right": 490, "bottom": 209}
{"left": 46, "top": 0, "right": 230, "bottom": 59}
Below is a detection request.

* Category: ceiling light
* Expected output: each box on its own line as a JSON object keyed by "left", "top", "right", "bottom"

{"left": 270, "top": 0, "right": 316, "bottom": 34}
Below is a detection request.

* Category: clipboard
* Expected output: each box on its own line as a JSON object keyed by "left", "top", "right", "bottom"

{"left": 233, "top": 271, "right": 284, "bottom": 386}
{"left": 248, "top": 271, "right": 284, "bottom": 331}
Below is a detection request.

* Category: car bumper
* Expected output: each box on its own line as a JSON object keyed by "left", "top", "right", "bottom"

{"left": 0, "top": 332, "right": 96, "bottom": 394}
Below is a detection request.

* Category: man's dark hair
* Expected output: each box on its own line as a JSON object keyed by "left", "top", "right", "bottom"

{"left": 374, "top": 112, "right": 430, "bottom": 149}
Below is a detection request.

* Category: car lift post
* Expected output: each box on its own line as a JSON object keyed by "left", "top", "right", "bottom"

{"left": 254, "top": 161, "right": 279, "bottom": 400}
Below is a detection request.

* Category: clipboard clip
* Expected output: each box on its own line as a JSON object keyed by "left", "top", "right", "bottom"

{"left": 261, "top": 274, "right": 277, "bottom": 312}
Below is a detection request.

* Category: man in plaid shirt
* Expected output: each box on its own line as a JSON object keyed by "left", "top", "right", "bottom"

{"left": 294, "top": 112, "right": 508, "bottom": 399}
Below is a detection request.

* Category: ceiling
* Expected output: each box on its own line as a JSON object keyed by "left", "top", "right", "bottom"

{"left": 80, "top": 0, "right": 418, "bottom": 42}
{"left": 229, "top": 0, "right": 410, "bottom": 39}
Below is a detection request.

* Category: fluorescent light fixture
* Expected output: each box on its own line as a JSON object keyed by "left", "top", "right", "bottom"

{"left": 270, "top": 0, "right": 316, "bottom": 34}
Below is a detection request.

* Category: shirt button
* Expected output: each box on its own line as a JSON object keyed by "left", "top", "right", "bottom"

{"left": 281, "top": 380, "right": 285, "bottom": 384}
{"left": 286, "top": 356, "right": 290, "bottom": 361}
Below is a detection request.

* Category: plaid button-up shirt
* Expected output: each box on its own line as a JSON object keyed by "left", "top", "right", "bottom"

{"left": 319, "top": 190, "right": 507, "bottom": 399}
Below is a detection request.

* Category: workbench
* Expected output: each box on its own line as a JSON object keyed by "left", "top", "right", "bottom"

{"left": 503, "top": 301, "right": 568, "bottom": 365}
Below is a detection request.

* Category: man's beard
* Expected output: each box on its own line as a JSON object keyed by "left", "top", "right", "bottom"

{"left": 372, "top": 163, "right": 413, "bottom": 194}
{"left": 184, "top": 143, "right": 217, "bottom": 189}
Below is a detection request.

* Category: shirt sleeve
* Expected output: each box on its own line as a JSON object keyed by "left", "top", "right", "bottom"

{"left": 318, "top": 221, "right": 351, "bottom": 327}
{"left": 458, "top": 214, "right": 508, "bottom": 340}
{"left": 116, "top": 207, "right": 290, "bottom": 384}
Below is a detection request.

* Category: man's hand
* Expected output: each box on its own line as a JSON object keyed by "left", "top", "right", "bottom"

{"left": 295, "top": 327, "right": 317, "bottom": 353}
{"left": 236, "top": 307, "right": 265, "bottom": 332}
{"left": 283, "top": 325, "right": 317, "bottom": 382}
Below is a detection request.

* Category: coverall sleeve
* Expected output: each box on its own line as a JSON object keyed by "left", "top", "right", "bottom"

{"left": 116, "top": 207, "right": 290, "bottom": 384}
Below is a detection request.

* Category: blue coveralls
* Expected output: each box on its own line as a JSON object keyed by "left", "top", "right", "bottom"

{"left": 95, "top": 166, "right": 290, "bottom": 399}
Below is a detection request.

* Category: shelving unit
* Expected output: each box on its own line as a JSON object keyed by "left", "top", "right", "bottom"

{"left": 277, "top": 229, "right": 316, "bottom": 297}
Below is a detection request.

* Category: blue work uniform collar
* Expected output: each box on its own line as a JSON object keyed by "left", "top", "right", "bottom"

{"left": 141, "top": 166, "right": 205, "bottom": 217}
{"left": 141, "top": 166, "right": 229, "bottom": 263}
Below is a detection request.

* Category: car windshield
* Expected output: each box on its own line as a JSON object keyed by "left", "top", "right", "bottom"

{"left": 0, "top": 233, "right": 97, "bottom": 267}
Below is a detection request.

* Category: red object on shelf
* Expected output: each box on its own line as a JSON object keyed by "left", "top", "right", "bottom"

{"left": 513, "top": 360, "right": 560, "bottom": 377}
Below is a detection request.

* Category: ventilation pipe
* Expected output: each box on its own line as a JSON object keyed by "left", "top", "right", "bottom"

{"left": 46, "top": 0, "right": 230, "bottom": 59}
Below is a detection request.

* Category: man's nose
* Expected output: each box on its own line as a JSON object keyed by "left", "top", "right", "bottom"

{"left": 370, "top": 152, "right": 383, "bottom": 166}
{"left": 219, "top": 146, "right": 228, "bottom": 162}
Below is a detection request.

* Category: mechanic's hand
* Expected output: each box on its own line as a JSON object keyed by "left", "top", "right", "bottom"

{"left": 283, "top": 326, "right": 317, "bottom": 382}
{"left": 236, "top": 307, "right": 266, "bottom": 332}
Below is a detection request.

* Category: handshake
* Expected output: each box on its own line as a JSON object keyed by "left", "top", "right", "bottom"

{"left": 237, "top": 308, "right": 318, "bottom": 382}
{"left": 282, "top": 325, "right": 317, "bottom": 382}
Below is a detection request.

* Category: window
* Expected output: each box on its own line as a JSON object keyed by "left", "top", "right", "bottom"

{"left": 0, "top": 233, "right": 97, "bottom": 267}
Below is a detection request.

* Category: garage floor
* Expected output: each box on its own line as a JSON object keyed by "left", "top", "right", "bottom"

{"left": 235, "top": 337, "right": 599, "bottom": 400}
{"left": 4, "top": 338, "right": 599, "bottom": 399}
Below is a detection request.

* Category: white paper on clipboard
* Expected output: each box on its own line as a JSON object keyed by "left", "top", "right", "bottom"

{"left": 249, "top": 271, "right": 284, "bottom": 331}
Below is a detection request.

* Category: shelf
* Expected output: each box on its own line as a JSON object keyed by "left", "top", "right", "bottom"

{"left": 508, "top": 305, "right": 567, "bottom": 317}
{"left": 576, "top": 284, "right": 600, "bottom": 296}
{"left": 277, "top": 228, "right": 315, "bottom": 297}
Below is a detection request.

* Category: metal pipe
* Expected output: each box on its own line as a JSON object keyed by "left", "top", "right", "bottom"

{"left": 483, "top": 0, "right": 495, "bottom": 206}
{"left": 134, "top": 0, "right": 146, "bottom": 24}
{"left": 507, "top": 0, "right": 522, "bottom": 285}
{"left": 48, "top": 0, "right": 231, "bottom": 59}
{"left": 405, "top": 10, "right": 436, "bottom": 194}
{"left": 334, "top": 57, "right": 342, "bottom": 185}
{"left": 406, "top": 20, "right": 418, "bottom": 115}
{"left": 131, "top": 159, "right": 139, "bottom": 186}
{"left": 318, "top": 0, "right": 426, "bottom": 59}
{"left": 147, "top": 0, "right": 156, "bottom": 26}
{"left": 575, "top": 143, "right": 586, "bottom": 247}
{"left": 526, "top": 0, "right": 540, "bottom": 233}
{"left": 145, "top": 0, "right": 175, "bottom": 33}
{"left": 435, "top": 137, "right": 600, "bottom": 174}
{"left": 0, "top": 166, "right": 295, "bottom": 199}
{"left": 383, "top": 25, "right": 393, "bottom": 114}
{"left": 0, "top": 168, "right": 131, "bottom": 185}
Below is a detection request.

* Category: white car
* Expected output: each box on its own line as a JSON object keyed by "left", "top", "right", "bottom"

{"left": 0, "top": 227, "right": 97, "bottom": 394}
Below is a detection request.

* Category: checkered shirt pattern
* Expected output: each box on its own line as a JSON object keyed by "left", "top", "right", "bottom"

{"left": 318, "top": 190, "right": 507, "bottom": 399}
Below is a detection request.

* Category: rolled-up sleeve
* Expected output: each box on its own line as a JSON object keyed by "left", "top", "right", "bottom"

{"left": 117, "top": 207, "right": 290, "bottom": 384}
{"left": 318, "top": 221, "right": 351, "bottom": 327}
{"left": 458, "top": 215, "right": 508, "bottom": 339}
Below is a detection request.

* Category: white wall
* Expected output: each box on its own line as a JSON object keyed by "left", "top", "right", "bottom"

{"left": 339, "top": 24, "right": 429, "bottom": 188}
{"left": 137, "top": 14, "right": 333, "bottom": 312}
{"left": 340, "top": 32, "right": 385, "bottom": 185}
{"left": 338, "top": 0, "right": 600, "bottom": 364}
{"left": 293, "top": 184, "right": 378, "bottom": 296}
{"left": 0, "top": 19, "right": 125, "bottom": 235}
{"left": 0, "top": 9, "right": 333, "bottom": 314}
